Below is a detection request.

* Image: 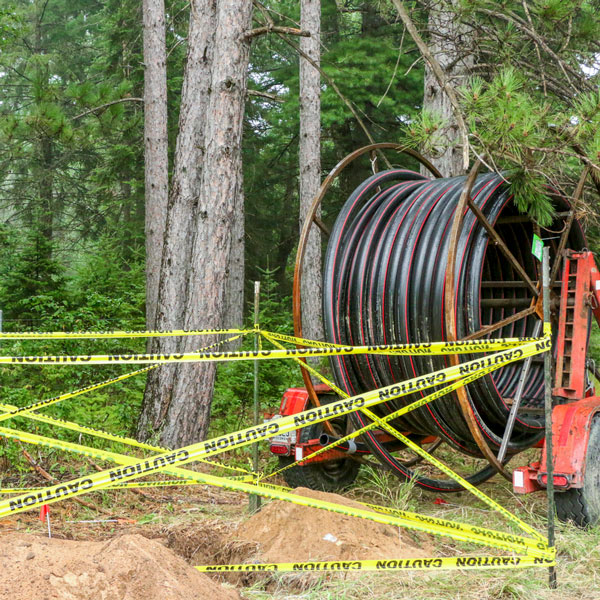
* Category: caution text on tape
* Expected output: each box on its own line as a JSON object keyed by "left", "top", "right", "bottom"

{"left": 195, "top": 554, "right": 556, "bottom": 573}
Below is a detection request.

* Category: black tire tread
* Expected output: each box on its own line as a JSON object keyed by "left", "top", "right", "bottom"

{"left": 555, "top": 413, "right": 600, "bottom": 528}
{"left": 555, "top": 489, "right": 590, "bottom": 527}
{"left": 278, "top": 455, "right": 360, "bottom": 492}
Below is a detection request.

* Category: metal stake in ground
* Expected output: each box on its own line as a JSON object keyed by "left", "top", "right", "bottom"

{"left": 543, "top": 246, "right": 557, "bottom": 588}
{"left": 249, "top": 281, "right": 261, "bottom": 513}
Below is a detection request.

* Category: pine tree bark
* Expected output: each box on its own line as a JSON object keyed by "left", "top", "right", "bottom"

{"left": 422, "top": 1, "right": 472, "bottom": 177}
{"left": 143, "top": 0, "right": 169, "bottom": 327}
{"left": 138, "top": 0, "right": 252, "bottom": 446}
{"left": 161, "top": 0, "right": 252, "bottom": 445}
{"left": 138, "top": 0, "right": 217, "bottom": 441}
{"left": 299, "top": 0, "right": 324, "bottom": 344}
{"left": 224, "top": 159, "right": 245, "bottom": 336}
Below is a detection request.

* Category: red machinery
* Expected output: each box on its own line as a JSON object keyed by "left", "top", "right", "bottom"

{"left": 512, "top": 250, "right": 600, "bottom": 526}
{"left": 267, "top": 383, "right": 435, "bottom": 491}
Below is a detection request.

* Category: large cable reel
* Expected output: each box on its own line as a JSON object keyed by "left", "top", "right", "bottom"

{"left": 293, "top": 143, "right": 588, "bottom": 492}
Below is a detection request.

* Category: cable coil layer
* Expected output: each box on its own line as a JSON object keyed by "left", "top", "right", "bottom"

{"left": 323, "top": 169, "right": 585, "bottom": 490}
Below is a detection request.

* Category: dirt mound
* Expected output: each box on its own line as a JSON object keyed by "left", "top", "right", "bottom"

{"left": 233, "top": 487, "right": 432, "bottom": 564}
{"left": 0, "top": 532, "right": 241, "bottom": 600}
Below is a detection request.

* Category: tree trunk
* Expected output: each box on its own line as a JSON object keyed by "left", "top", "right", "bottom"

{"left": 138, "top": 0, "right": 217, "bottom": 441}
{"left": 422, "top": 1, "right": 472, "bottom": 178}
{"left": 143, "top": 0, "right": 169, "bottom": 328}
{"left": 138, "top": 0, "right": 253, "bottom": 447}
{"left": 299, "top": 0, "right": 324, "bottom": 344}
{"left": 223, "top": 158, "right": 245, "bottom": 336}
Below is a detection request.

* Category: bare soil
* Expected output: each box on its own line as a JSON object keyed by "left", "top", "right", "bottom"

{"left": 0, "top": 486, "right": 435, "bottom": 597}
{"left": 232, "top": 487, "right": 432, "bottom": 563}
{"left": 0, "top": 532, "right": 241, "bottom": 600}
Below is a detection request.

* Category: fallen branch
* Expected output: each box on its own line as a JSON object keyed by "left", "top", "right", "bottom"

{"left": 20, "top": 447, "right": 114, "bottom": 516}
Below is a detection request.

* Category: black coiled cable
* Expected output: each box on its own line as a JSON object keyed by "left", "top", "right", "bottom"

{"left": 323, "top": 169, "right": 585, "bottom": 491}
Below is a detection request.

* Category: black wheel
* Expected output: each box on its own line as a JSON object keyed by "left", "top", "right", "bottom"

{"left": 279, "top": 422, "right": 360, "bottom": 492}
{"left": 556, "top": 414, "right": 600, "bottom": 527}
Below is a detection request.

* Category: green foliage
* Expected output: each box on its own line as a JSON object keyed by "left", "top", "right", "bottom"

{"left": 357, "top": 463, "right": 418, "bottom": 511}
{"left": 211, "top": 267, "right": 303, "bottom": 438}
{"left": 399, "top": 1, "right": 600, "bottom": 226}
{"left": 245, "top": 0, "right": 423, "bottom": 297}
{"left": 402, "top": 109, "right": 449, "bottom": 158}
{"left": 0, "top": 232, "right": 146, "bottom": 475}
{"left": 460, "top": 68, "right": 554, "bottom": 224}
{"left": 0, "top": 229, "right": 67, "bottom": 322}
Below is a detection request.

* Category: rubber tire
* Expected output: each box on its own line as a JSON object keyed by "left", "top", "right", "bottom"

{"left": 555, "top": 414, "right": 600, "bottom": 527}
{"left": 278, "top": 423, "right": 360, "bottom": 492}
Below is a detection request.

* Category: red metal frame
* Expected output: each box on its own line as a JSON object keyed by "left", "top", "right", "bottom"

{"left": 536, "top": 397, "right": 600, "bottom": 489}
{"left": 515, "top": 251, "right": 600, "bottom": 493}
{"left": 270, "top": 385, "right": 416, "bottom": 464}
{"left": 270, "top": 385, "right": 351, "bottom": 461}
{"left": 554, "top": 251, "right": 597, "bottom": 399}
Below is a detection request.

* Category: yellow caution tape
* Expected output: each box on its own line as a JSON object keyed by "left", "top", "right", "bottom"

{"left": 0, "top": 367, "right": 544, "bottom": 552}
{"left": 261, "top": 361, "right": 506, "bottom": 482}
{"left": 0, "top": 476, "right": 256, "bottom": 495}
{"left": 265, "top": 330, "right": 541, "bottom": 352}
{"left": 0, "top": 339, "right": 553, "bottom": 558}
{"left": 260, "top": 332, "right": 548, "bottom": 544}
{"left": 0, "top": 326, "right": 541, "bottom": 349}
{"left": 0, "top": 367, "right": 154, "bottom": 422}
{"left": 0, "top": 424, "right": 551, "bottom": 558}
{"left": 363, "top": 406, "right": 546, "bottom": 543}
{"left": 0, "top": 399, "right": 249, "bottom": 476}
{"left": 0, "top": 330, "right": 244, "bottom": 424}
{"left": 1, "top": 337, "right": 549, "bottom": 365}
{"left": 241, "top": 478, "right": 548, "bottom": 556}
{"left": 261, "top": 331, "right": 348, "bottom": 348}
{"left": 0, "top": 425, "right": 253, "bottom": 498}
{"left": 0, "top": 329, "right": 554, "bottom": 566}
{"left": 0, "top": 340, "right": 551, "bottom": 482}
{"left": 196, "top": 554, "right": 555, "bottom": 572}
{"left": 0, "top": 328, "right": 249, "bottom": 339}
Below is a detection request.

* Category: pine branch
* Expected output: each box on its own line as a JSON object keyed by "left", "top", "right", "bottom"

{"left": 474, "top": 7, "right": 592, "bottom": 92}
{"left": 73, "top": 98, "right": 144, "bottom": 120}
{"left": 247, "top": 89, "right": 284, "bottom": 103}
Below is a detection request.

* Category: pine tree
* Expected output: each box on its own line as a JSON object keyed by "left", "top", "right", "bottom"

{"left": 397, "top": 0, "right": 600, "bottom": 224}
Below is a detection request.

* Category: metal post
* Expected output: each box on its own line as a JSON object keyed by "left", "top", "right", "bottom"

{"left": 0, "top": 309, "right": 3, "bottom": 332}
{"left": 249, "top": 281, "right": 261, "bottom": 513}
{"left": 543, "top": 247, "right": 557, "bottom": 588}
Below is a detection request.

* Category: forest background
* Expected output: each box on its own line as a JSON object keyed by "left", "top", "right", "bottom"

{"left": 0, "top": 0, "right": 599, "bottom": 468}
